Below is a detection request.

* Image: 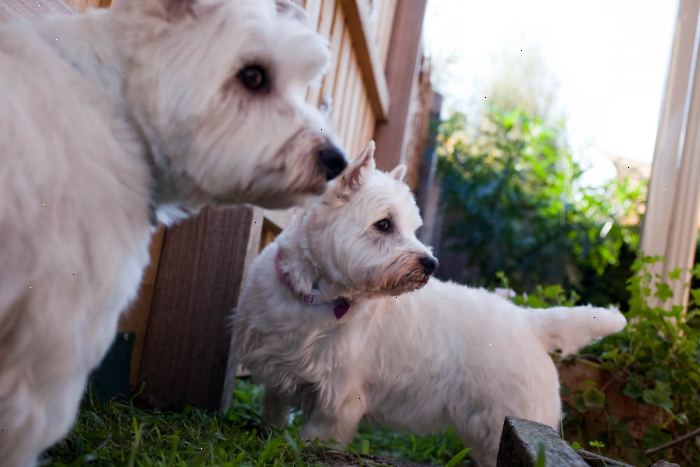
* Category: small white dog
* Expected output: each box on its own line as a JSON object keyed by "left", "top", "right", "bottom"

{"left": 0, "top": 1, "right": 346, "bottom": 465}
{"left": 233, "top": 143, "right": 627, "bottom": 467}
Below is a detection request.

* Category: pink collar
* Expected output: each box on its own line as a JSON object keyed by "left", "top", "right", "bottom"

{"left": 275, "top": 249, "right": 351, "bottom": 319}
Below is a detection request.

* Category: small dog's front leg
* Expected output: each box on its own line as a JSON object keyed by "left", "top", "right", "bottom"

{"left": 261, "top": 387, "right": 292, "bottom": 430}
{"left": 301, "top": 391, "right": 366, "bottom": 445}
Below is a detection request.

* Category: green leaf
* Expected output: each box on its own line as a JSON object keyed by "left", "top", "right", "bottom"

{"left": 655, "top": 283, "right": 674, "bottom": 302}
{"left": 690, "top": 289, "right": 700, "bottom": 305}
{"left": 534, "top": 442, "right": 547, "bottom": 467}
{"left": 642, "top": 382, "right": 674, "bottom": 411}
{"left": 622, "top": 378, "right": 644, "bottom": 400}
{"left": 361, "top": 439, "right": 370, "bottom": 455}
{"left": 642, "top": 426, "right": 672, "bottom": 449}
{"left": 692, "top": 264, "right": 700, "bottom": 278}
{"left": 445, "top": 447, "right": 471, "bottom": 467}
{"left": 669, "top": 268, "right": 683, "bottom": 280}
{"left": 647, "top": 367, "right": 670, "bottom": 383}
{"left": 582, "top": 387, "right": 606, "bottom": 409}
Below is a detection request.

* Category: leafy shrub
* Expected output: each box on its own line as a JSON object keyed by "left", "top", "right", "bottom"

{"left": 510, "top": 258, "right": 700, "bottom": 464}
{"left": 436, "top": 108, "right": 645, "bottom": 306}
{"left": 564, "top": 257, "right": 700, "bottom": 465}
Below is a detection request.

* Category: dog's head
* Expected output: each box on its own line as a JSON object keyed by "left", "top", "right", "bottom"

{"left": 304, "top": 142, "right": 438, "bottom": 298}
{"left": 115, "top": 0, "right": 346, "bottom": 210}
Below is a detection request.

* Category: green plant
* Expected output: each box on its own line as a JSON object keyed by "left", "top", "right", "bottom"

{"left": 436, "top": 108, "right": 645, "bottom": 306}
{"left": 562, "top": 256, "right": 700, "bottom": 465}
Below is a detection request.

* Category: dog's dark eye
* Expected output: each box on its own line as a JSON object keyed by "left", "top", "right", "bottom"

{"left": 375, "top": 218, "right": 392, "bottom": 233}
{"left": 237, "top": 65, "right": 269, "bottom": 92}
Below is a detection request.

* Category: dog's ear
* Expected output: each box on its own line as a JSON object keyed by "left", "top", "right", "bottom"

{"left": 275, "top": 0, "right": 309, "bottom": 22}
{"left": 338, "top": 141, "right": 376, "bottom": 192}
{"left": 390, "top": 165, "right": 407, "bottom": 182}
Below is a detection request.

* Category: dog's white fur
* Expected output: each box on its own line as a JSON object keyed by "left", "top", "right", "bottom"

{"left": 233, "top": 145, "right": 627, "bottom": 467}
{"left": 0, "top": 1, "right": 341, "bottom": 465}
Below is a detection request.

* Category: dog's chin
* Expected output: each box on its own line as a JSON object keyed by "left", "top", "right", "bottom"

{"left": 390, "top": 275, "right": 430, "bottom": 295}
{"left": 366, "top": 274, "right": 431, "bottom": 298}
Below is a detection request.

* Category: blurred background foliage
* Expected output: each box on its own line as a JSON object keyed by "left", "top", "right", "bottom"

{"left": 435, "top": 107, "right": 646, "bottom": 307}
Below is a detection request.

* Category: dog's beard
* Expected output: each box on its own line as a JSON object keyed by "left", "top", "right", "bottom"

{"left": 359, "top": 264, "right": 430, "bottom": 298}
{"left": 383, "top": 269, "right": 430, "bottom": 295}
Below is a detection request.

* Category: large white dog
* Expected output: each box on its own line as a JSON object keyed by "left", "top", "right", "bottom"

{"left": 0, "top": 1, "right": 346, "bottom": 465}
{"left": 233, "top": 144, "right": 627, "bottom": 467}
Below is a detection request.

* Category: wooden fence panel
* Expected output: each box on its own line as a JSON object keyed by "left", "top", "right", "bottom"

{"left": 373, "top": 0, "right": 428, "bottom": 171}
{"left": 317, "top": 3, "right": 344, "bottom": 112}
{"left": 138, "top": 207, "right": 262, "bottom": 410}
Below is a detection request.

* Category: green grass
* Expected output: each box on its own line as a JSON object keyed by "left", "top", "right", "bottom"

{"left": 44, "top": 380, "right": 469, "bottom": 466}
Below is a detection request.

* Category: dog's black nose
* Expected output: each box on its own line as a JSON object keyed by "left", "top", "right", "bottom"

{"left": 318, "top": 145, "right": 347, "bottom": 180}
{"left": 419, "top": 256, "right": 439, "bottom": 276}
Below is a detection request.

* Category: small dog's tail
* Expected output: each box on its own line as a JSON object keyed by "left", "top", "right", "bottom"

{"left": 528, "top": 305, "right": 626, "bottom": 356}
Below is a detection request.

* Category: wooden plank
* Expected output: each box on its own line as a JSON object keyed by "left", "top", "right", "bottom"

{"left": 663, "top": 43, "right": 700, "bottom": 308}
{"left": 372, "top": 0, "right": 427, "bottom": 171}
{"left": 339, "top": 56, "right": 362, "bottom": 145}
{"left": 331, "top": 30, "right": 353, "bottom": 144}
{"left": 354, "top": 103, "right": 369, "bottom": 156}
{"left": 641, "top": 0, "right": 700, "bottom": 305}
{"left": 376, "top": 0, "right": 397, "bottom": 66}
{"left": 345, "top": 70, "right": 366, "bottom": 156}
{"left": 0, "top": 0, "right": 72, "bottom": 22}
{"left": 306, "top": 0, "right": 336, "bottom": 106}
{"left": 118, "top": 227, "right": 165, "bottom": 385}
{"left": 262, "top": 207, "right": 297, "bottom": 230}
{"left": 259, "top": 217, "right": 283, "bottom": 252}
{"left": 64, "top": 0, "right": 106, "bottom": 12}
{"left": 339, "top": 0, "right": 389, "bottom": 120}
{"left": 318, "top": 4, "right": 344, "bottom": 112}
{"left": 137, "top": 206, "right": 262, "bottom": 410}
{"left": 304, "top": 0, "right": 321, "bottom": 28}
{"left": 360, "top": 102, "right": 374, "bottom": 153}
{"left": 404, "top": 58, "right": 433, "bottom": 191}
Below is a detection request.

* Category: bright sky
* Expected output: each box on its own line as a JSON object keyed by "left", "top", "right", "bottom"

{"left": 423, "top": 0, "right": 678, "bottom": 184}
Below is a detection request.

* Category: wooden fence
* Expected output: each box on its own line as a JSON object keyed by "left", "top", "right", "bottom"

{"left": 0, "top": 0, "right": 437, "bottom": 411}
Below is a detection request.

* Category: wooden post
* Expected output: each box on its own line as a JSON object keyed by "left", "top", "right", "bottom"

{"left": 137, "top": 206, "right": 262, "bottom": 411}
{"left": 373, "top": 0, "right": 427, "bottom": 171}
{"left": 641, "top": 0, "right": 700, "bottom": 308}
{"left": 416, "top": 92, "right": 443, "bottom": 247}
{"left": 664, "top": 49, "right": 700, "bottom": 306}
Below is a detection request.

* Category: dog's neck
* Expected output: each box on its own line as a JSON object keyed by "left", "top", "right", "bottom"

{"left": 275, "top": 213, "right": 354, "bottom": 318}
{"left": 274, "top": 248, "right": 350, "bottom": 319}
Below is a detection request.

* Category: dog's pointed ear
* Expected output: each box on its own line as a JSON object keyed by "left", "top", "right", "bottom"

{"left": 338, "top": 141, "right": 376, "bottom": 192}
{"left": 275, "top": 0, "right": 309, "bottom": 22}
{"left": 390, "top": 165, "right": 407, "bottom": 182}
